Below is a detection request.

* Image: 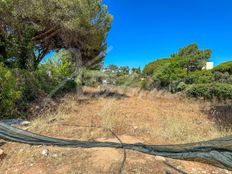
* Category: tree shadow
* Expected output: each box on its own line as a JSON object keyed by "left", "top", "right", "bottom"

{"left": 206, "top": 104, "right": 232, "bottom": 130}
{"left": 83, "top": 90, "right": 129, "bottom": 99}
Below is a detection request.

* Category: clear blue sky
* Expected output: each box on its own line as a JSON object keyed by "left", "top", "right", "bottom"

{"left": 103, "top": 0, "right": 232, "bottom": 69}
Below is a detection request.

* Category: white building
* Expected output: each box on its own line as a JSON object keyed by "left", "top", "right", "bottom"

{"left": 203, "top": 62, "right": 214, "bottom": 70}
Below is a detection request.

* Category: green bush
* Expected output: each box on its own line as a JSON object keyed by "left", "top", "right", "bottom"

{"left": 213, "top": 61, "right": 232, "bottom": 74}
{"left": 140, "top": 77, "right": 155, "bottom": 90}
{"left": 152, "top": 61, "right": 187, "bottom": 87}
{"left": 36, "top": 51, "right": 76, "bottom": 95}
{"left": 0, "top": 64, "right": 22, "bottom": 118}
{"left": 0, "top": 51, "right": 77, "bottom": 119}
{"left": 184, "top": 70, "right": 212, "bottom": 84}
{"left": 170, "top": 81, "right": 187, "bottom": 93}
{"left": 143, "top": 58, "right": 171, "bottom": 76}
{"left": 186, "top": 83, "right": 232, "bottom": 100}
{"left": 212, "top": 71, "right": 232, "bottom": 84}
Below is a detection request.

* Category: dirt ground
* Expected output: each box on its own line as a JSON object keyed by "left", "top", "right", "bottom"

{"left": 0, "top": 86, "right": 231, "bottom": 174}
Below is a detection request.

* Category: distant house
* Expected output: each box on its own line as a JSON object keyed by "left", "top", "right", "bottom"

{"left": 203, "top": 62, "right": 214, "bottom": 70}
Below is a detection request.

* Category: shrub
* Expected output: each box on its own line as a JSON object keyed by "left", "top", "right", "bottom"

{"left": 186, "top": 83, "right": 232, "bottom": 100}
{"left": 212, "top": 71, "right": 232, "bottom": 84}
{"left": 153, "top": 61, "right": 187, "bottom": 87}
{"left": 213, "top": 61, "right": 232, "bottom": 74}
{"left": 170, "top": 81, "right": 187, "bottom": 93}
{"left": 143, "top": 58, "right": 171, "bottom": 76}
{"left": 184, "top": 70, "right": 212, "bottom": 84}
{"left": 36, "top": 51, "right": 76, "bottom": 95}
{"left": 140, "top": 77, "right": 155, "bottom": 90}
{"left": 0, "top": 50, "right": 77, "bottom": 119}
{"left": 0, "top": 64, "right": 22, "bottom": 118}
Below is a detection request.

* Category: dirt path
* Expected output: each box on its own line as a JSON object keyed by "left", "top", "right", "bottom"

{"left": 0, "top": 87, "right": 231, "bottom": 174}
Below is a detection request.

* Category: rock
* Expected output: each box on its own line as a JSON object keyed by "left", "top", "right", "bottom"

{"left": 41, "top": 148, "right": 49, "bottom": 156}
{"left": 164, "top": 169, "right": 172, "bottom": 174}
{"left": 0, "top": 149, "right": 4, "bottom": 156}
{"left": 52, "top": 153, "right": 58, "bottom": 158}
{"left": 192, "top": 168, "right": 198, "bottom": 173}
{"left": 133, "top": 126, "right": 138, "bottom": 130}
{"left": 155, "top": 156, "right": 166, "bottom": 161}
{"left": 21, "top": 121, "right": 30, "bottom": 126}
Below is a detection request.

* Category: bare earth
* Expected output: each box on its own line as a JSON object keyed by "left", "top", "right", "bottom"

{"left": 0, "top": 87, "right": 231, "bottom": 174}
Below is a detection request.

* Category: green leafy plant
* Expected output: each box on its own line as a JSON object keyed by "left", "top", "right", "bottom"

{"left": 186, "top": 83, "right": 232, "bottom": 101}
{"left": 213, "top": 61, "right": 232, "bottom": 74}
{"left": 0, "top": 64, "right": 22, "bottom": 118}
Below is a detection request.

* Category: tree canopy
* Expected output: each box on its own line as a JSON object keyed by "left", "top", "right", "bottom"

{"left": 143, "top": 44, "right": 212, "bottom": 77}
{"left": 0, "top": 0, "right": 113, "bottom": 70}
{"left": 171, "top": 43, "right": 212, "bottom": 73}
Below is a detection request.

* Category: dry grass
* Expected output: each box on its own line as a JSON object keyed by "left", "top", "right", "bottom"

{"left": 1, "top": 86, "right": 232, "bottom": 174}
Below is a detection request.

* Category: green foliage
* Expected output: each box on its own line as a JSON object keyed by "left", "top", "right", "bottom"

{"left": 212, "top": 71, "right": 232, "bottom": 84}
{"left": 186, "top": 83, "right": 232, "bottom": 100}
{"left": 142, "top": 44, "right": 215, "bottom": 95}
{"left": 169, "top": 81, "right": 187, "bottom": 93}
{"left": 0, "top": 50, "right": 77, "bottom": 118}
{"left": 131, "top": 67, "right": 141, "bottom": 75}
{"left": 171, "top": 44, "right": 211, "bottom": 60}
{"left": 36, "top": 51, "right": 76, "bottom": 94}
{"left": 82, "top": 70, "right": 106, "bottom": 86}
{"left": 0, "top": 0, "right": 113, "bottom": 118}
{"left": 213, "top": 61, "right": 232, "bottom": 74}
{"left": 0, "top": 0, "right": 113, "bottom": 70}
{"left": 0, "top": 64, "right": 21, "bottom": 118}
{"left": 118, "top": 66, "right": 130, "bottom": 76}
{"left": 171, "top": 43, "right": 212, "bottom": 73}
{"left": 143, "top": 58, "right": 170, "bottom": 76}
{"left": 184, "top": 70, "right": 212, "bottom": 84}
{"left": 140, "top": 77, "right": 155, "bottom": 90}
{"left": 152, "top": 60, "right": 187, "bottom": 87}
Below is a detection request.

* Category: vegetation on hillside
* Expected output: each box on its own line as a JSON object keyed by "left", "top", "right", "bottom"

{"left": 0, "top": 0, "right": 231, "bottom": 120}
{"left": 0, "top": 0, "right": 112, "bottom": 70}
{"left": 0, "top": 0, "right": 112, "bottom": 118}
{"left": 137, "top": 44, "right": 232, "bottom": 101}
{"left": 101, "top": 44, "right": 232, "bottom": 101}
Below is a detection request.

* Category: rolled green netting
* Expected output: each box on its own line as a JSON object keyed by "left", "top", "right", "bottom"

{"left": 0, "top": 122, "right": 232, "bottom": 170}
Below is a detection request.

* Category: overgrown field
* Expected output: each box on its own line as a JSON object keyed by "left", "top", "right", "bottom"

{"left": 1, "top": 87, "right": 231, "bottom": 174}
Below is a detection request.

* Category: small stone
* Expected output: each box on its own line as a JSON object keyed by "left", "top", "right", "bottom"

{"left": 133, "top": 126, "right": 138, "bottom": 130}
{"left": 21, "top": 121, "right": 30, "bottom": 126}
{"left": 41, "top": 149, "right": 49, "bottom": 156}
{"left": 0, "top": 149, "right": 4, "bottom": 156}
{"left": 155, "top": 156, "right": 166, "bottom": 161}
{"left": 52, "top": 153, "right": 58, "bottom": 158}
{"left": 164, "top": 169, "right": 172, "bottom": 174}
{"left": 201, "top": 171, "right": 207, "bottom": 174}
{"left": 192, "top": 168, "right": 198, "bottom": 173}
{"left": 224, "top": 170, "right": 229, "bottom": 174}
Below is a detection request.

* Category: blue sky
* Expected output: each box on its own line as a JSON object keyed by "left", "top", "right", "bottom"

{"left": 103, "top": 0, "right": 232, "bottom": 68}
